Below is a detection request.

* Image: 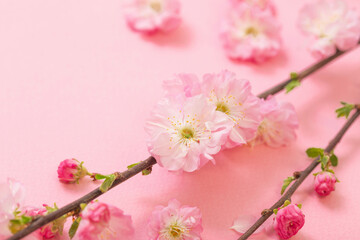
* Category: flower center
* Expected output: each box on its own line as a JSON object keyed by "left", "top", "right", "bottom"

{"left": 149, "top": 0, "right": 162, "bottom": 12}
{"left": 216, "top": 102, "right": 230, "bottom": 114}
{"left": 245, "top": 26, "right": 259, "bottom": 37}
{"left": 160, "top": 220, "right": 188, "bottom": 240}
{"left": 180, "top": 127, "right": 194, "bottom": 139}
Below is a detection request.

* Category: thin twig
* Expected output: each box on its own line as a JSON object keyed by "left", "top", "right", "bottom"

{"left": 258, "top": 41, "right": 360, "bottom": 99}
{"left": 238, "top": 109, "right": 360, "bottom": 240}
{"left": 8, "top": 45, "right": 359, "bottom": 240}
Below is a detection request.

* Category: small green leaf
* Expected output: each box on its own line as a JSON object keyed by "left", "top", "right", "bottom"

{"left": 69, "top": 217, "right": 81, "bottom": 239}
{"left": 99, "top": 174, "right": 116, "bottom": 193}
{"left": 94, "top": 174, "right": 107, "bottom": 180}
{"left": 297, "top": 204, "right": 302, "bottom": 209}
{"left": 285, "top": 80, "right": 301, "bottom": 93}
{"left": 320, "top": 156, "right": 329, "bottom": 171}
{"left": 273, "top": 209, "right": 278, "bottom": 215}
{"left": 21, "top": 215, "right": 32, "bottom": 224}
{"left": 290, "top": 72, "right": 298, "bottom": 79}
{"left": 127, "top": 162, "right": 140, "bottom": 169}
{"left": 283, "top": 200, "right": 291, "bottom": 207}
{"left": 335, "top": 102, "right": 355, "bottom": 118}
{"left": 80, "top": 203, "right": 87, "bottom": 210}
{"left": 330, "top": 154, "right": 338, "bottom": 167}
{"left": 142, "top": 166, "right": 152, "bottom": 176}
{"left": 281, "top": 177, "right": 294, "bottom": 195}
{"left": 306, "top": 148, "right": 324, "bottom": 158}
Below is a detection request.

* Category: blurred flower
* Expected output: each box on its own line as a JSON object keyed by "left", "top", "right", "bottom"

{"left": 273, "top": 203, "right": 305, "bottom": 239}
{"left": 251, "top": 96, "right": 298, "bottom": 147}
{"left": 299, "top": 0, "right": 360, "bottom": 59}
{"left": 230, "top": 0, "right": 277, "bottom": 16}
{"left": 147, "top": 199, "right": 203, "bottom": 240}
{"left": 146, "top": 95, "right": 232, "bottom": 172}
{"left": 220, "top": 3, "right": 281, "bottom": 62}
{"left": 124, "top": 0, "right": 181, "bottom": 33}
{"left": 314, "top": 171, "right": 337, "bottom": 196}
{"left": 57, "top": 158, "right": 88, "bottom": 184}
{"left": 0, "top": 179, "right": 25, "bottom": 238}
{"left": 77, "top": 201, "right": 134, "bottom": 240}
{"left": 24, "top": 204, "right": 67, "bottom": 239}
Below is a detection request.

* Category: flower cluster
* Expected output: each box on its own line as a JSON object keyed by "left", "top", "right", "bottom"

{"left": 124, "top": 0, "right": 181, "bottom": 34}
{"left": 298, "top": 0, "right": 360, "bottom": 59}
{"left": 146, "top": 70, "right": 298, "bottom": 172}
{"left": 220, "top": 0, "right": 282, "bottom": 62}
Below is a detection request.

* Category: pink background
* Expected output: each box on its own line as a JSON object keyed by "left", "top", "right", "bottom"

{"left": 1, "top": 0, "right": 360, "bottom": 239}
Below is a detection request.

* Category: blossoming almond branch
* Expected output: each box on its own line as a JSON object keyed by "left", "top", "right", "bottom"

{"left": 6, "top": 45, "right": 360, "bottom": 239}
{"left": 237, "top": 104, "right": 360, "bottom": 240}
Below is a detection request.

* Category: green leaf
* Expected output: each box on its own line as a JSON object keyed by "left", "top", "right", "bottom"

{"left": 69, "top": 217, "right": 81, "bottom": 239}
{"left": 306, "top": 148, "right": 324, "bottom": 158}
{"left": 273, "top": 209, "right": 278, "bottom": 215}
{"left": 21, "top": 215, "right": 32, "bottom": 224}
{"left": 285, "top": 80, "right": 301, "bottom": 93}
{"left": 320, "top": 156, "right": 329, "bottom": 171}
{"left": 335, "top": 102, "right": 355, "bottom": 118}
{"left": 99, "top": 174, "right": 116, "bottom": 193}
{"left": 283, "top": 200, "right": 291, "bottom": 207}
{"left": 281, "top": 177, "right": 294, "bottom": 195}
{"left": 94, "top": 174, "right": 107, "bottom": 180}
{"left": 297, "top": 204, "right": 302, "bottom": 209}
{"left": 290, "top": 72, "right": 298, "bottom": 79}
{"left": 330, "top": 154, "right": 338, "bottom": 167}
{"left": 127, "top": 162, "right": 140, "bottom": 169}
{"left": 142, "top": 166, "right": 152, "bottom": 176}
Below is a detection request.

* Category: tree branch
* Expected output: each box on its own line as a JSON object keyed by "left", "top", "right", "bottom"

{"left": 258, "top": 42, "right": 360, "bottom": 99}
{"left": 238, "top": 108, "right": 360, "bottom": 240}
{"left": 8, "top": 45, "right": 360, "bottom": 239}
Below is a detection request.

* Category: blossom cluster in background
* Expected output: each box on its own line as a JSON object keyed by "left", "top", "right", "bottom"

{"left": 146, "top": 70, "right": 299, "bottom": 173}
{"left": 299, "top": 0, "right": 360, "bottom": 59}
{"left": 221, "top": 0, "right": 282, "bottom": 62}
{"left": 124, "top": 0, "right": 182, "bottom": 33}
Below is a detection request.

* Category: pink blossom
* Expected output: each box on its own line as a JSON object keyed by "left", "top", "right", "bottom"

{"left": 162, "top": 74, "right": 201, "bottom": 102}
{"left": 147, "top": 199, "right": 203, "bottom": 240}
{"left": 76, "top": 201, "right": 134, "bottom": 240}
{"left": 314, "top": 172, "right": 337, "bottom": 196}
{"left": 201, "top": 70, "right": 261, "bottom": 148}
{"left": 220, "top": 4, "right": 281, "bottom": 63}
{"left": 251, "top": 96, "right": 298, "bottom": 148}
{"left": 274, "top": 203, "right": 305, "bottom": 239}
{"left": 23, "top": 206, "right": 64, "bottom": 239}
{"left": 0, "top": 179, "right": 25, "bottom": 238}
{"left": 124, "top": 0, "right": 181, "bottom": 34}
{"left": 229, "top": 0, "right": 277, "bottom": 16}
{"left": 57, "top": 158, "right": 88, "bottom": 184}
{"left": 146, "top": 95, "right": 232, "bottom": 172}
{"left": 299, "top": 0, "right": 360, "bottom": 59}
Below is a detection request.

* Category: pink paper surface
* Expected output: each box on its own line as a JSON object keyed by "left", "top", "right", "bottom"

{"left": 0, "top": 0, "right": 359, "bottom": 239}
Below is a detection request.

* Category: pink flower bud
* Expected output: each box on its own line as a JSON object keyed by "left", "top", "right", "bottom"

{"left": 57, "top": 158, "right": 88, "bottom": 184}
{"left": 274, "top": 203, "right": 305, "bottom": 239}
{"left": 314, "top": 172, "right": 337, "bottom": 196}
